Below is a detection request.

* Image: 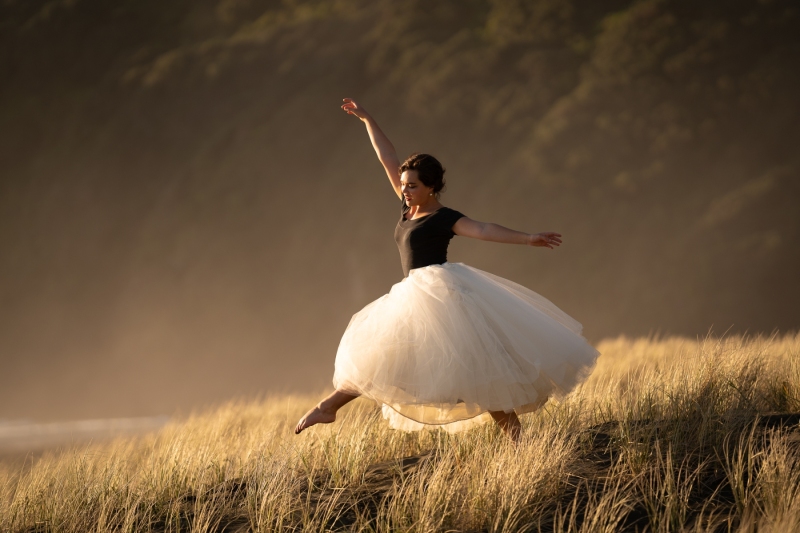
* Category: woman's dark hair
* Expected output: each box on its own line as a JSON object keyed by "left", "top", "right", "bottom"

{"left": 398, "top": 153, "right": 447, "bottom": 199}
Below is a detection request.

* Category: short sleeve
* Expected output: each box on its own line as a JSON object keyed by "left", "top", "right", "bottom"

{"left": 439, "top": 207, "right": 466, "bottom": 236}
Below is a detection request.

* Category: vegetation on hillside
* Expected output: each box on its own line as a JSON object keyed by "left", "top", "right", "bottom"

{"left": 2, "top": 332, "right": 799, "bottom": 531}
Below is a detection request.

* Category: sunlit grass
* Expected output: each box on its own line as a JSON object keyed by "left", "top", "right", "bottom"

{"left": 1, "top": 332, "right": 799, "bottom": 532}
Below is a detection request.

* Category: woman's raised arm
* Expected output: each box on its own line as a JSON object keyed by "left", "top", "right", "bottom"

{"left": 341, "top": 98, "right": 402, "bottom": 198}
{"left": 453, "top": 217, "right": 563, "bottom": 249}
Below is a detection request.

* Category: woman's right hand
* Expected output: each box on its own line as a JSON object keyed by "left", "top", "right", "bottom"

{"left": 341, "top": 98, "right": 371, "bottom": 121}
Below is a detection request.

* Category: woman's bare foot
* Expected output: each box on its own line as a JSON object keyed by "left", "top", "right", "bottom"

{"left": 294, "top": 390, "right": 360, "bottom": 434}
{"left": 295, "top": 405, "right": 337, "bottom": 434}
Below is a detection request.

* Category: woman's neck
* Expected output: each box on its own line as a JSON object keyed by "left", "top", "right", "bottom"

{"left": 408, "top": 198, "right": 443, "bottom": 217}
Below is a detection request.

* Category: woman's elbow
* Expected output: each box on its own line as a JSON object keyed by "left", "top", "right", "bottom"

{"left": 477, "top": 222, "right": 492, "bottom": 240}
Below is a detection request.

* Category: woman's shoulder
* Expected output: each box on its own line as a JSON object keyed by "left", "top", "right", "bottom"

{"left": 437, "top": 205, "right": 466, "bottom": 218}
{"left": 434, "top": 206, "right": 466, "bottom": 232}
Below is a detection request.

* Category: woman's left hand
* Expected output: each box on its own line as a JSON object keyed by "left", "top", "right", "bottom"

{"left": 527, "top": 232, "right": 562, "bottom": 249}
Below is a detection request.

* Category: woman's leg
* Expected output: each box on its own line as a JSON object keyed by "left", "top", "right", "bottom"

{"left": 295, "top": 390, "right": 360, "bottom": 434}
{"left": 489, "top": 410, "right": 522, "bottom": 442}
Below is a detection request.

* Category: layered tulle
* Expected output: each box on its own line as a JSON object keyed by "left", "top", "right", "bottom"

{"left": 333, "top": 262, "right": 600, "bottom": 433}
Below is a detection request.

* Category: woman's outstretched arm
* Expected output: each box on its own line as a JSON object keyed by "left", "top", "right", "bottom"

{"left": 341, "top": 98, "right": 402, "bottom": 198}
{"left": 453, "top": 217, "right": 563, "bottom": 249}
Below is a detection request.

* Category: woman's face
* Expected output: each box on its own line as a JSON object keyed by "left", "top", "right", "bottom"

{"left": 400, "top": 169, "right": 435, "bottom": 206}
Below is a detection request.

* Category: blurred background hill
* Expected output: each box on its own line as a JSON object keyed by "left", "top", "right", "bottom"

{"left": 1, "top": 0, "right": 798, "bottom": 420}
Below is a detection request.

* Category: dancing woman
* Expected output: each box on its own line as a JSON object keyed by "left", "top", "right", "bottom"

{"left": 295, "top": 98, "right": 599, "bottom": 441}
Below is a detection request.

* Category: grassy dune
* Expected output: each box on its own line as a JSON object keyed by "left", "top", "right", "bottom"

{"left": 2, "top": 332, "right": 799, "bottom": 532}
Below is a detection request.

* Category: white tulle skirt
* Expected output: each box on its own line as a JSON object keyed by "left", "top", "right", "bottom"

{"left": 333, "top": 262, "right": 600, "bottom": 433}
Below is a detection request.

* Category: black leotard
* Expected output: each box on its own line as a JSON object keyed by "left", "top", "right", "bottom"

{"left": 394, "top": 196, "right": 466, "bottom": 277}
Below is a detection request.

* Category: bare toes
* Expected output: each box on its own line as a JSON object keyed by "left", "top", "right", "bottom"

{"left": 293, "top": 406, "right": 336, "bottom": 435}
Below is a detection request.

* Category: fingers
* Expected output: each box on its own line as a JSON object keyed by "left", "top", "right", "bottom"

{"left": 341, "top": 98, "right": 360, "bottom": 112}
{"left": 533, "top": 232, "right": 562, "bottom": 248}
{"left": 341, "top": 101, "right": 357, "bottom": 115}
{"left": 541, "top": 232, "right": 562, "bottom": 245}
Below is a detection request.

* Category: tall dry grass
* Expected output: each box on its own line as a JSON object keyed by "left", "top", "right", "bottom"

{"left": 1, "top": 331, "right": 799, "bottom": 532}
